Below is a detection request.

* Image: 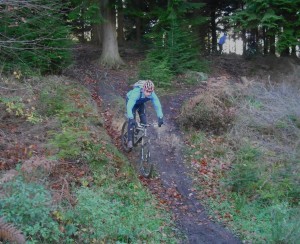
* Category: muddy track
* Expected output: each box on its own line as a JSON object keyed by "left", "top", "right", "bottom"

{"left": 64, "top": 45, "right": 241, "bottom": 244}
{"left": 146, "top": 92, "right": 241, "bottom": 244}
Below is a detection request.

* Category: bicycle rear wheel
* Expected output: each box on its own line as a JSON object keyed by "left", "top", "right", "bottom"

{"left": 121, "top": 121, "right": 132, "bottom": 152}
{"left": 139, "top": 141, "right": 153, "bottom": 178}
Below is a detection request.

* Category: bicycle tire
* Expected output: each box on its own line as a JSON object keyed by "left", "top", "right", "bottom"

{"left": 121, "top": 121, "right": 132, "bottom": 152}
{"left": 139, "top": 140, "right": 153, "bottom": 178}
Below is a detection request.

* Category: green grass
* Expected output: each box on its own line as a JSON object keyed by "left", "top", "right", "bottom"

{"left": 62, "top": 184, "right": 177, "bottom": 243}
{"left": 0, "top": 76, "right": 180, "bottom": 243}
{"left": 208, "top": 196, "right": 300, "bottom": 243}
{"left": 191, "top": 134, "right": 300, "bottom": 242}
{"left": 181, "top": 81, "right": 300, "bottom": 243}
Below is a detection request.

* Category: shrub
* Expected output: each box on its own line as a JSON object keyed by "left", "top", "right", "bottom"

{"left": 178, "top": 87, "right": 236, "bottom": 133}
{"left": 39, "top": 87, "right": 66, "bottom": 116}
{"left": 0, "top": 176, "right": 62, "bottom": 242}
{"left": 63, "top": 187, "right": 175, "bottom": 243}
{"left": 138, "top": 54, "right": 174, "bottom": 87}
{"left": 49, "top": 127, "right": 89, "bottom": 160}
{"left": 269, "top": 202, "right": 300, "bottom": 243}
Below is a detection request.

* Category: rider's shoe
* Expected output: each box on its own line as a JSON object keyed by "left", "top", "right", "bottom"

{"left": 127, "top": 140, "right": 133, "bottom": 149}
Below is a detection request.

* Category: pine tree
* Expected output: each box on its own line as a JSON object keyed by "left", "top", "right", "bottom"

{"left": 139, "top": 0, "right": 207, "bottom": 86}
{"left": 0, "top": 0, "right": 73, "bottom": 75}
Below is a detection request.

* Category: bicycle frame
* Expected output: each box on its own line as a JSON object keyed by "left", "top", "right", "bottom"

{"left": 121, "top": 121, "right": 157, "bottom": 177}
{"left": 133, "top": 123, "right": 149, "bottom": 147}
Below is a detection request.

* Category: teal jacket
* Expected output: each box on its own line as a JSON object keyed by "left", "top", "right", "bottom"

{"left": 126, "top": 87, "right": 163, "bottom": 119}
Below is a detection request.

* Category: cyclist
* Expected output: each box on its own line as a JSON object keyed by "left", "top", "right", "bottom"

{"left": 126, "top": 80, "right": 164, "bottom": 149}
{"left": 218, "top": 32, "right": 227, "bottom": 54}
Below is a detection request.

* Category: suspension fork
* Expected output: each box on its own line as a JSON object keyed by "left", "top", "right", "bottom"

{"left": 141, "top": 127, "right": 149, "bottom": 155}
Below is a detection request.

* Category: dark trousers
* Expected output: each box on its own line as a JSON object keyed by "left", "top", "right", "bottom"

{"left": 127, "top": 101, "right": 147, "bottom": 142}
{"left": 218, "top": 44, "right": 223, "bottom": 54}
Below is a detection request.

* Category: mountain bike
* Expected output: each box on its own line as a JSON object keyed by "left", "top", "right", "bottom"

{"left": 121, "top": 121, "right": 157, "bottom": 178}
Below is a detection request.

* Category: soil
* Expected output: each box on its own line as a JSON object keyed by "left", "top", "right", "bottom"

{"left": 64, "top": 45, "right": 242, "bottom": 243}
{"left": 63, "top": 45, "right": 299, "bottom": 243}
{"left": 2, "top": 44, "right": 298, "bottom": 243}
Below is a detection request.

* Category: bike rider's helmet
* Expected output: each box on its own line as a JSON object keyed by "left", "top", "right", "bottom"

{"left": 143, "top": 80, "right": 154, "bottom": 92}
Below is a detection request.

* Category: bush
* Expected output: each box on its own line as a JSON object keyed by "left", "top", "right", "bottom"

{"left": 0, "top": 176, "right": 62, "bottom": 242}
{"left": 39, "top": 87, "right": 66, "bottom": 116}
{"left": 178, "top": 87, "right": 236, "bottom": 133}
{"left": 49, "top": 127, "right": 89, "bottom": 160}
{"left": 269, "top": 203, "right": 300, "bottom": 243}
{"left": 63, "top": 187, "right": 175, "bottom": 243}
{"left": 138, "top": 53, "right": 174, "bottom": 87}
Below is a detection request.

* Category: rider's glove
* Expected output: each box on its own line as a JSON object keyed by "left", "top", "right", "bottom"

{"left": 129, "top": 118, "right": 137, "bottom": 127}
{"left": 158, "top": 117, "right": 164, "bottom": 127}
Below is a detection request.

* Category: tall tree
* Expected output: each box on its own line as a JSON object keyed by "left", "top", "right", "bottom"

{"left": 202, "top": 0, "right": 241, "bottom": 53}
{"left": 68, "top": 0, "right": 101, "bottom": 43}
{"left": 139, "top": 0, "right": 207, "bottom": 86}
{"left": 0, "top": 0, "right": 72, "bottom": 74}
{"left": 99, "top": 0, "right": 124, "bottom": 68}
{"left": 91, "top": 0, "right": 102, "bottom": 46}
{"left": 230, "top": 0, "right": 300, "bottom": 56}
{"left": 116, "top": 0, "right": 125, "bottom": 45}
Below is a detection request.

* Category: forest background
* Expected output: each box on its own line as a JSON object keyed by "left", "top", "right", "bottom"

{"left": 0, "top": 0, "right": 300, "bottom": 243}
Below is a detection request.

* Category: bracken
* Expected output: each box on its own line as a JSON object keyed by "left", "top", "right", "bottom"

{"left": 0, "top": 217, "right": 26, "bottom": 244}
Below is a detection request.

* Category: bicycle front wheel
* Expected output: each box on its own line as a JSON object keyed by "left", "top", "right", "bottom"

{"left": 121, "top": 121, "right": 132, "bottom": 152}
{"left": 139, "top": 141, "right": 153, "bottom": 178}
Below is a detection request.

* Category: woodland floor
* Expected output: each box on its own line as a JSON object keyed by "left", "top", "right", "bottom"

{"left": 1, "top": 44, "right": 299, "bottom": 243}
{"left": 64, "top": 45, "right": 249, "bottom": 244}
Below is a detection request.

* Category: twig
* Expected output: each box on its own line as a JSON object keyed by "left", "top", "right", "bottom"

{"left": 0, "top": 86, "right": 27, "bottom": 90}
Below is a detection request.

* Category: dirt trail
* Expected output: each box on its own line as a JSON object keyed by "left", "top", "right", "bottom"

{"left": 64, "top": 45, "right": 241, "bottom": 244}
{"left": 145, "top": 91, "right": 241, "bottom": 244}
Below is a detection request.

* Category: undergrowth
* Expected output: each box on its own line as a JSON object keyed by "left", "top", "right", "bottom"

{"left": 178, "top": 81, "right": 238, "bottom": 134}
{"left": 0, "top": 174, "right": 63, "bottom": 243}
{"left": 0, "top": 76, "right": 179, "bottom": 243}
{"left": 182, "top": 81, "right": 300, "bottom": 243}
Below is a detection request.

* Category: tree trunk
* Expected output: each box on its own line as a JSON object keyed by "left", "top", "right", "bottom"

{"left": 134, "top": 0, "right": 142, "bottom": 44}
{"left": 291, "top": 46, "right": 297, "bottom": 57}
{"left": 210, "top": 8, "right": 217, "bottom": 53}
{"left": 242, "top": 30, "right": 246, "bottom": 54}
{"left": 135, "top": 16, "right": 142, "bottom": 44}
{"left": 281, "top": 47, "right": 290, "bottom": 57}
{"left": 117, "top": 0, "right": 125, "bottom": 45}
{"left": 91, "top": 24, "right": 101, "bottom": 46}
{"left": 99, "top": 0, "right": 124, "bottom": 68}
{"left": 269, "top": 34, "right": 276, "bottom": 55}
{"left": 262, "top": 27, "right": 267, "bottom": 55}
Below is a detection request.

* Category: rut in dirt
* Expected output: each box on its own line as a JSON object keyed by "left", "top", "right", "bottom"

{"left": 64, "top": 45, "right": 241, "bottom": 244}
{"left": 140, "top": 90, "right": 241, "bottom": 244}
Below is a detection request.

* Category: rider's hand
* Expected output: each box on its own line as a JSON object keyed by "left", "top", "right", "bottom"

{"left": 158, "top": 117, "right": 164, "bottom": 127}
{"left": 129, "top": 118, "right": 137, "bottom": 127}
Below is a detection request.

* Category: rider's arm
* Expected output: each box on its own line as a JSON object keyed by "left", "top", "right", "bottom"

{"left": 150, "top": 92, "right": 163, "bottom": 118}
{"left": 126, "top": 88, "right": 141, "bottom": 119}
